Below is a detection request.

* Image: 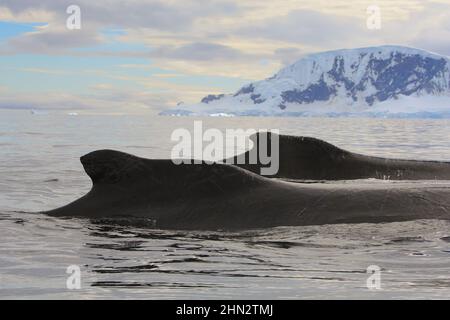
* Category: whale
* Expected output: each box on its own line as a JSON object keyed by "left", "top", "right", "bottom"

{"left": 41, "top": 144, "right": 450, "bottom": 230}
{"left": 232, "top": 133, "right": 450, "bottom": 181}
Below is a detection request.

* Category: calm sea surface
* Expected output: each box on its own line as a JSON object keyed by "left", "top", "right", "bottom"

{"left": 0, "top": 109, "right": 449, "bottom": 299}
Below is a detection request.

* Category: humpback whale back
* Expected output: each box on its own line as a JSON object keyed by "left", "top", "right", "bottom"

{"left": 80, "top": 149, "right": 265, "bottom": 193}
{"left": 234, "top": 133, "right": 450, "bottom": 180}
{"left": 40, "top": 135, "right": 450, "bottom": 230}
{"left": 46, "top": 150, "right": 298, "bottom": 229}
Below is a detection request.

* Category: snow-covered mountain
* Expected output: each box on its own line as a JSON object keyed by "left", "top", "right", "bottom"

{"left": 161, "top": 46, "right": 450, "bottom": 118}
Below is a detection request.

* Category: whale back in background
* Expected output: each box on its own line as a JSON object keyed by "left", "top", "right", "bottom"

{"left": 233, "top": 133, "right": 450, "bottom": 180}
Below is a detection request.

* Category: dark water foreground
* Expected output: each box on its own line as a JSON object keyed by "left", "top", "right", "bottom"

{"left": 1, "top": 211, "right": 450, "bottom": 299}
{"left": 1, "top": 111, "right": 450, "bottom": 298}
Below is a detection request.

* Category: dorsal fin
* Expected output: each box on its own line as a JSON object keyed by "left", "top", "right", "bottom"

{"left": 232, "top": 132, "right": 350, "bottom": 179}
{"left": 80, "top": 149, "right": 266, "bottom": 191}
{"left": 235, "top": 133, "right": 450, "bottom": 180}
{"left": 80, "top": 150, "right": 142, "bottom": 184}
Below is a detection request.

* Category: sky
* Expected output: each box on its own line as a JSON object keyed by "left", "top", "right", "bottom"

{"left": 0, "top": 0, "right": 450, "bottom": 114}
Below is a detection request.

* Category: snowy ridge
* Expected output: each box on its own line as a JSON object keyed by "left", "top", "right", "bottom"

{"left": 161, "top": 46, "right": 450, "bottom": 118}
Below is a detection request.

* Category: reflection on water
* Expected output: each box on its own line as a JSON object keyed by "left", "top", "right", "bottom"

{"left": 1, "top": 110, "right": 450, "bottom": 299}
{"left": 1, "top": 211, "right": 449, "bottom": 299}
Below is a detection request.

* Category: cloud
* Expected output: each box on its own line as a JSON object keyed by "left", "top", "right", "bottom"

{"left": 406, "top": 2, "right": 450, "bottom": 56}
{"left": 1, "top": 0, "right": 450, "bottom": 112}
{"left": 6, "top": 26, "right": 102, "bottom": 54}
{"left": 0, "top": 89, "right": 172, "bottom": 113}
{"left": 3, "top": 1, "right": 449, "bottom": 60}
{"left": 0, "top": 74, "right": 223, "bottom": 113}
{"left": 89, "top": 83, "right": 114, "bottom": 90}
{"left": 0, "top": 0, "right": 241, "bottom": 30}
{"left": 238, "top": 9, "right": 366, "bottom": 46}
{"left": 0, "top": 6, "right": 54, "bottom": 23}
{"left": 150, "top": 58, "right": 281, "bottom": 79}
{"left": 149, "top": 42, "right": 249, "bottom": 61}
{"left": 17, "top": 67, "right": 74, "bottom": 75}
{"left": 273, "top": 47, "right": 306, "bottom": 66}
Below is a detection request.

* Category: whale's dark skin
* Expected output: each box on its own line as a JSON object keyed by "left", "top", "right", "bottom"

{"left": 42, "top": 148, "right": 450, "bottom": 230}
{"left": 233, "top": 133, "right": 450, "bottom": 180}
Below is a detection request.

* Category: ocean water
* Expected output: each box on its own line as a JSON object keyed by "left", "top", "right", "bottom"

{"left": 0, "top": 109, "right": 449, "bottom": 299}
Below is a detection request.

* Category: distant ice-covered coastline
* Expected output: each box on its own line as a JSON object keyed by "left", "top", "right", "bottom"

{"left": 161, "top": 45, "right": 450, "bottom": 118}
{"left": 161, "top": 94, "right": 450, "bottom": 118}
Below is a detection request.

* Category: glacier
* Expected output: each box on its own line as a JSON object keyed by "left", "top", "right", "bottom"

{"left": 160, "top": 45, "right": 450, "bottom": 118}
